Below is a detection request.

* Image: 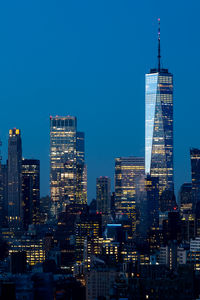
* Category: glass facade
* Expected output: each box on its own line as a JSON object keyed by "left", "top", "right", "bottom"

{"left": 96, "top": 176, "right": 111, "bottom": 214}
{"left": 50, "top": 116, "right": 87, "bottom": 217}
{"left": 50, "top": 116, "right": 77, "bottom": 217}
{"left": 115, "top": 157, "right": 145, "bottom": 233}
{"left": 145, "top": 69, "right": 173, "bottom": 195}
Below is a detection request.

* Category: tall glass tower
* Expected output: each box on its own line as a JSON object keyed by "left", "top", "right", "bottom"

{"left": 145, "top": 20, "right": 173, "bottom": 195}
{"left": 115, "top": 156, "right": 145, "bottom": 233}
{"left": 50, "top": 116, "right": 87, "bottom": 218}
{"left": 50, "top": 116, "right": 77, "bottom": 217}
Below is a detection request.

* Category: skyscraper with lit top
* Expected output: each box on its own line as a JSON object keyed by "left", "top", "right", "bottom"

{"left": 7, "top": 128, "right": 22, "bottom": 225}
{"left": 145, "top": 19, "right": 173, "bottom": 196}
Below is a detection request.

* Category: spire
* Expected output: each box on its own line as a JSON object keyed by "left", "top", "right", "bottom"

{"left": 157, "top": 18, "right": 161, "bottom": 71}
{"left": 158, "top": 18, "right": 161, "bottom": 71}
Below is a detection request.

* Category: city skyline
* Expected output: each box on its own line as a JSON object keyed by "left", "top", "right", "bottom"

{"left": 0, "top": 1, "right": 199, "bottom": 201}
{"left": 0, "top": 2, "right": 200, "bottom": 298}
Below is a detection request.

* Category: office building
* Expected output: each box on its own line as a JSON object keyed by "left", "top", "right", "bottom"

{"left": 178, "top": 183, "right": 193, "bottom": 213}
{"left": 190, "top": 148, "right": 200, "bottom": 208}
{"left": 115, "top": 157, "right": 145, "bottom": 234}
{"left": 145, "top": 20, "right": 173, "bottom": 196}
{"left": 0, "top": 163, "right": 8, "bottom": 227}
{"left": 7, "top": 128, "right": 22, "bottom": 226}
{"left": 22, "top": 159, "right": 40, "bottom": 229}
{"left": 96, "top": 176, "right": 111, "bottom": 214}
{"left": 145, "top": 175, "right": 159, "bottom": 230}
{"left": 50, "top": 116, "right": 77, "bottom": 217}
{"left": 76, "top": 132, "right": 87, "bottom": 205}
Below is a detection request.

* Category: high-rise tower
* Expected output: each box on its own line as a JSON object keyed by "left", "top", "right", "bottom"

{"left": 76, "top": 132, "right": 87, "bottom": 205}
{"left": 22, "top": 159, "right": 40, "bottom": 229}
{"left": 115, "top": 157, "right": 145, "bottom": 233}
{"left": 50, "top": 116, "right": 87, "bottom": 218}
{"left": 145, "top": 19, "right": 173, "bottom": 195}
{"left": 96, "top": 176, "right": 111, "bottom": 214}
{"left": 50, "top": 116, "right": 77, "bottom": 217}
{"left": 190, "top": 148, "right": 200, "bottom": 208}
{"left": 7, "top": 128, "right": 22, "bottom": 225}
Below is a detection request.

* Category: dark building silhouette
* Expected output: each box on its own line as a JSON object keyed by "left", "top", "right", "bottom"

{"left": 7, "top": 128, "right": 22, "bottom": 227}
{"left": 96, "top": 176, "right": 111, "bottom": 215}
{"left": 76, "top": 132, "right": 87, "bottom": 206}
{"left": 159, "top": 190, "right": 177, "bottom": 212}
{"left": 10, "top": 251, "right": 26, "bottom": 274}
{"left": 0, "top": 160, "right": 8, "bottom": 228}
{"left": 190, "top": 148, "right": 200, "bottom": 208}
{"left": 22, "top": 159, "right": 40, "bottom": 229}
{"left": 179, "top": 183, "right": 193, "bottom": 213}
{"left": 40, "top": 195, "right": 51, "bottom": 223}
{"left": 145, "top": 175, "right": 159, "bottom": 230}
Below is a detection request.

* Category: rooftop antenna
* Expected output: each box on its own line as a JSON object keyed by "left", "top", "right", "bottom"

{"left": 158, "top": 18, "right": 161, "bottom": 71}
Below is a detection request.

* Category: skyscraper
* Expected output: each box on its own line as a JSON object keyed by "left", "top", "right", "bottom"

{"left": 76, "top": 132, "right": 87, "bottom": 205}
{"left": 96, "top": 176, "right": 111, "bottom": 214}
{"left": 115, "top": 157, "right": 145, "bottom": 233}
{"left": 50, "top": 116, "right": 87, "bottom": 217}
{"left": 22, "top": 159, "right": 40, "bottom": 229}
{"left": 178, "top": 183, "right": 193, "bottom": 213}
{"left": 50, "top": 116, "right": 77, "bottom": 217}
{"left": 145, "top": 175, "right": 159, "bottom": 230}
{"left": 190, "top": 148, "right": 200, "bottom": 207}
{"left": 145, "top": 19, "right": 173, "bottom": 196}
{"left": 7, "top": 128, "right": 22, "bottom": 225}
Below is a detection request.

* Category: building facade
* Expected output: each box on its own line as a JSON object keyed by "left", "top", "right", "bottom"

{"left": 76, "top": 132, "right": 87, "bottom": 205}
{"left": 96, "top": 176, "right": 111, "bottom": 215}
{"left": 145, "top": 23, "right": 173, "bottom": 196}
{"left": 22, "top": 159, "right": 40, "bottom": 229}
{"left": 190, "top": 148, "right": 200, "bottom": 208}
{"left": 115, "top": 157, "right": 145, "bottom": 233}
{"left": 7, "top": 129, "right": 22, "bottom": 226}
{"left": 50, "top": 116, "right": 87, "bottom": 217}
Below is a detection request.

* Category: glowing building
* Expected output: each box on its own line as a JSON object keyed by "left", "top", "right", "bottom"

{"left": 145, "top": 20, "right": 173, "bottom": 195}
{"left": 50, "top": 116, "right": 87, "bottom": 217}
{"left": 7, "top": 128, "right": 22, "bottom": 226}
{"left": 50, "top": 116, "right": 77, "bottom": 217}
{"left": 115, "top": 157, "right": 145, "bottom": 233}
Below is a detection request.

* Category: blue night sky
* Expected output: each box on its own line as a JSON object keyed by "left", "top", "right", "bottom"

{"left": 0, "top": 0, "right": 199, "bottom": 201}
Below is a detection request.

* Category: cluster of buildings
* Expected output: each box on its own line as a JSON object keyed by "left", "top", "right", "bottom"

{"left": 0, "top": 22, "right": 200, "bottom": 299}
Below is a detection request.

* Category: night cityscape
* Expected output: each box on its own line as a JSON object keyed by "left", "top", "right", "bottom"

{"left": 0, "top": 1, "right": 200, "bottom": 300}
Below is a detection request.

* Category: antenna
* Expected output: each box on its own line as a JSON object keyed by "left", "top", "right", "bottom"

{"left": 158, "top": 18, "right": 161, "bottom": 71}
